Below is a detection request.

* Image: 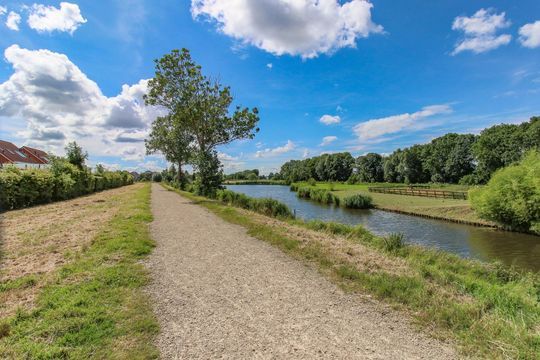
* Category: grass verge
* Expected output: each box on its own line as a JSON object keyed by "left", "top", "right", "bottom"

{"left": 167, "top": 185, "right": 540, "bottom": 359}
{"left": 0, "top": 183, "right": 158, "bottom": 359}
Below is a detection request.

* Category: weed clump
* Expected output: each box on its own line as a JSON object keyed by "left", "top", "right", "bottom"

{"left": 296, "top": 187, "right": 340, "bottom": 206}
{"left": 216, "top": 189, "right": 293, "bottom": 219}
{"left": 382, "top": 233, "right": 405, "bottom": 252}
{"left": 343, "top": 194, "right": 373, "bottom": 209}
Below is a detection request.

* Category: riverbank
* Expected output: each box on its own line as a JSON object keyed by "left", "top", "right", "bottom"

{"left": 166, "top": 184, "right": 540, "bottom": 359}
{"left": 0, "top": 183, "right": 158, "bottom": 358}
{"left": 291, "top": 182, "right": 497, "bottom": 228}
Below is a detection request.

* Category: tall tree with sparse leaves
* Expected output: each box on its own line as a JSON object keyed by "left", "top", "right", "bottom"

{"left": 145, "top": 48, "right": 259, "bottom": 195}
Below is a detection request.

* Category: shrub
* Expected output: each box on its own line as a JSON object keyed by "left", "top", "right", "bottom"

{"left": 152, "top": 173, "right": 162, "bottom": 182}
{"left": 469, "top": 150, "right": 540, "bottom": 233}
{"left": 347, "top": 173, "right": 361, "bottom": 184}
{"left": 308, "top": 178, "right": 317, "bottom": 186}
{"left": 459, "top": 174, "right": 479, "bottom": 186}
{"left": 343, "top": 194, "right": 373, "bottom": 209}
{"left": 295, "top": 187, "right": 340, "bottom": 206}
{"left": 215, "top": 189, "right": 293, "bottom": 219}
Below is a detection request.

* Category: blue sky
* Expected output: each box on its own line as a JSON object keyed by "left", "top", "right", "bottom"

{"left": 0, "top": 0, "right": 539, "bottom": 174}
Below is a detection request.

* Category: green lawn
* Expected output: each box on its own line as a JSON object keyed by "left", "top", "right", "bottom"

{"left": 292, "top": 182, "right": 492, "bottom": 226}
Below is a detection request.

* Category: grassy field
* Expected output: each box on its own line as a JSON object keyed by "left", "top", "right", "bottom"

{"left": 0, "top": 183, "right": 158, "bottom": 359}
{"left": 170, "top": 186, "right": 540, "bottom": 359}
{"left": 292, "top": 182, "right": 493, "bottom": 226}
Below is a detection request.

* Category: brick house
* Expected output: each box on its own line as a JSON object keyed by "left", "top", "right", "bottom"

{"left": 0, "top": 140, "right": 50, "bottom": 169}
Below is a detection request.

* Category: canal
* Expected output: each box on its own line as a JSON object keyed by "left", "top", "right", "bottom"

{"left": 226, "top": 185, "right": 540, "bottom": 272}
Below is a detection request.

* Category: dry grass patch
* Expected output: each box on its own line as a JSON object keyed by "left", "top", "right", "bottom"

{"left": 242, "top": 208, "right": 413, "bottom": 277}
{"left": 0, "top": 184, "right": 143, "bottom": 318}
{"left": 0, "top": 182, "right": 158, "bottom": 359}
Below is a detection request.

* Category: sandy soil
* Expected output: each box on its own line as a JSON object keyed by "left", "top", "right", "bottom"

{"left": 146, "top": 184, "right": 458, "bottom": 359}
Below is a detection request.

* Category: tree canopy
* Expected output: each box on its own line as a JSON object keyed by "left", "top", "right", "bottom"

{"left": 145, "top": 48, "right": 259, "bottom": 195}
{"left": 65, "top": 141, "right": 88, "bottom": 169}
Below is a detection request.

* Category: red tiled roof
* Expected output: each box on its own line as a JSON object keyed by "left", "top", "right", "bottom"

{"left": 0, "top": 140, "right": 44, "bottom": 165}
{"left": 20, "top": 146, "right": 49, "bottom": 164}
{"left": 0, "top": 152, "right": 13, "bottom": 164}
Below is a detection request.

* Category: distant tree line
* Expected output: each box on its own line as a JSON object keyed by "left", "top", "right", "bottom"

{"left": 278, "top": 117, "right": 539, "bottom": 185}
{"left": 224, "top": 169, "right": 260, "bottom": 181}
{"left": 279, "top": 152, "right": 355, "bottom": 183}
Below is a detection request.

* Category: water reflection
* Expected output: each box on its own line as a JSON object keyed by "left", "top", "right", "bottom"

{"left": 226, "top": 185, "right": 540, "bottom": 272}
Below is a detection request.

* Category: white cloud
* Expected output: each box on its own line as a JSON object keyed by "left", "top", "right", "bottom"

{"left": 320, "top": 135, "right": 337, "bottom": 146}
{"left": 519, "top": 21, "right": 540, "bottom": 48}
{"left": 191, "top": 0, "right": 383, "bottom": 59}
{"left": 353, "top": 105, "right": 452, "bottom": 142}
{"left": 6, "top": 12, "right": 21, "bottom": 31}
{"left": 302, "top": 148, "right": 310, "bottom": 158}
{"left": 255, "top": 140, "right": 295, "bottom": 158}
{"left": 28, "top": 2, "right": 87, "bottom": 34}
{"left": 0, "top": 44, "right": 164, "bottom": 160}
{"left": 134, "top": 160, "right": 162, "bottom": 172}
{"left": 451, "top": 9, "right": 511, "bottom": 55}
{"left": 266, "top": 63, "right": 273, "bottom": 69}
{"left": 319, "top": 114, "right": 341, "bottom": 125}
{"left": 218, "top": 152, "right": 239, "bottom": 162}
{"left": 120, "top": 146, "right": 144, "bottom": 161}
{"left": 218, "top": 152, "right": 246, "bottom": 172}
{"left": 0, "top": 6, "right": 7, "bottom": 16}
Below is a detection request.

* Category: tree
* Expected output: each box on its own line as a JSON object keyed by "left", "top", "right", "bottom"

{"left": 95, "top": 164, "right": 105, "bottom": 174}
{"left": 145, "top": 114, "right": 193, "bottom": 184}
{"left": 423, "top": 134, "right": 476, "bottom": 183}
{"left": 356, "top": 153, "right": 384, "bottom": 183}
{"left": 383, "top": 150, "right": 403, "bottom": 183}
{"left": 145, "top": 49, "right": 259, "bottom": 196}
{"left": 65, "top": 141, "right": 88, "bottom": 169}
{"left": 472, "top": 123, "right": 523, "bottom": 183}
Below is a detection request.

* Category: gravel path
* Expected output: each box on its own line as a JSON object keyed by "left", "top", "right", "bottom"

{"left": 146, "top": 184, "right": 457, "bottom": 359}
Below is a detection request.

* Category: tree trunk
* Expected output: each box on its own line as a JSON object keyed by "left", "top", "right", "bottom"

{"left": 177, "top": 162, "right": 183, "bottom": 182}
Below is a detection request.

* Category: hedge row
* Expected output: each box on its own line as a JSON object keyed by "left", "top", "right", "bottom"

{"left": 0, "top": 166, "right": 134, "bottom": 211}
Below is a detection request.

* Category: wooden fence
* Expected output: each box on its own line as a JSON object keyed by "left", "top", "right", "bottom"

{"left": 368, "top": 186, "right": 468, "bottom": 200}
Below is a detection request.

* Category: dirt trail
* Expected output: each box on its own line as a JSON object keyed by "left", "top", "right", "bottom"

{"left": 146, "top": 184, "right": 457, "bottom": 359}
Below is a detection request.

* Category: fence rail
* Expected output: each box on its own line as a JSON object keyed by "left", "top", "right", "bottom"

{"left": 368, "top": 186, "right": 468, "bottom": 200}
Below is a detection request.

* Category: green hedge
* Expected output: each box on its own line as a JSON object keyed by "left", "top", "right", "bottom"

{"left": 0, "top": 166, "right": 134, "bottom": 211}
